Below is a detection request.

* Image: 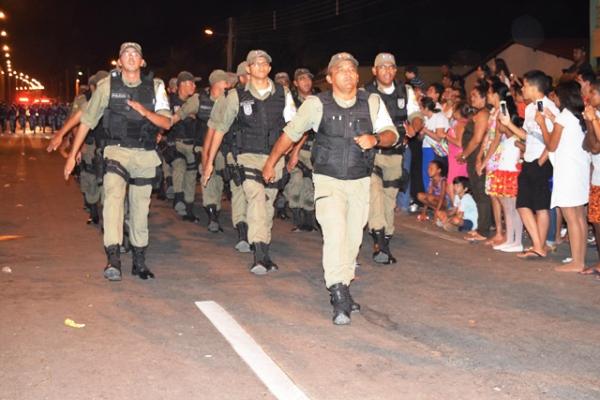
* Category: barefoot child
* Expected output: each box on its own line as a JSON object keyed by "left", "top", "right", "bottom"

{"left": 417, "top": 160, "right": 449, "bottom": 221}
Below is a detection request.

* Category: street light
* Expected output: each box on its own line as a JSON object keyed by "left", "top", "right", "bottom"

{"left": 1, "top": 31, "right": 6, "bottom": 37}
{"left": 2, "top": 45, "right": 8, "bottom": 52}
{"left": 204, "top": 28, "right": 214, "bottom": 36}
{"left": 0, "top": 11, "right": 6, "bottom": 19}
{"left": 4, "top": 52, "right": 9, "bottom": 58}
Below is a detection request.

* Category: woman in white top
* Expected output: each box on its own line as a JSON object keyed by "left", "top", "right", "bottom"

{"left": 537, "top": 81, "right": 591, "bottom": 272}
{"left": 420, "top": 96, "right": 450, "bottom": 191}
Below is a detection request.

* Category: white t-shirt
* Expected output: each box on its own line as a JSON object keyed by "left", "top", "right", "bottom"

{"left": 423, "top": 111, "right": 449, "bottom": 148}
{"left": 523, "top": 96, "right": 560, "bottom": 162}
{"left": 453, "top": 193, "right": 478, "bottom": 230}
{"left": 497, "top": 136, "right": 521, "bottom": 171}
{"left": 550, "top": 108, "right": 591, "bottom": 208}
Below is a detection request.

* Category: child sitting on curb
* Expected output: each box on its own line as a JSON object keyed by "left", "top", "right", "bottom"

{"left": 437, "top": 176, "right": 478, "bottom": 233}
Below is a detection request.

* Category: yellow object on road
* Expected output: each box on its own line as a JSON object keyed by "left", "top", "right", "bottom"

{"left": 64, "top": 318, "right": 85, "bottom": 328}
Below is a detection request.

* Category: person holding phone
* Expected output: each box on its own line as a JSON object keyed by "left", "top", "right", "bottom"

{"left": 498, "top": 70, "right": 559, "bottom": 259}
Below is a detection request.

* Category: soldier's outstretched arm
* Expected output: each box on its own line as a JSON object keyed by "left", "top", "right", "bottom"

{"left": 202, "top": 127, "right": 216, "bottom": 172}
{"left": 262, "top": 133, "right": 294, "bottom": 183}
{"left": 201, "top": 130, "right": 225, "bottom": 187}
{"left": 64, "top": 122, "right": 91, "bottom": 180}
{"left": 47, "top": 110, "right": 83, "bottom": 152}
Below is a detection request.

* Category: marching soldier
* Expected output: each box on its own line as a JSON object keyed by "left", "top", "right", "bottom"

{"left": 364, "top": 53, "right": 422, "bottom": 264}
{"left": 198, "top": 70, "right": 231, "bottom": 232}
{"left": 203, "top": 62, "right": 251, "bottom": 251}
{"left": 262, "top": 52, "right": 399, "bottom": 324}
{"left": 285, "top": 68, "right": 318, "bottom": 231}
{"left": 203, "top": 50, "right": 296, "bottom": 274}
{"left": 169, "top": 71, "right": 202, "bottom": 221}
{"left": 64, "top": 42, "right": 172, "bottom": 281}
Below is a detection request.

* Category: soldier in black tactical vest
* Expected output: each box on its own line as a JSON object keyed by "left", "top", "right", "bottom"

{"left": 364, "top": 53, "right": 423, "bottom": 264}
{"left": 168, "top": 71, "right": 202, "bottom": 221}
{"left": 202, "top": 50, "right": 297, "bottom": 275}
{"left": 285, "top": 68, "right": 318, "bottom": 232}
{"left": 262, "top": 52, "right": 399, "bottom": 325}
{"left": 198, "top": 70, "right": 231, "bottom": 232}
{"left": 64, "top": 42, "right": 172, "bottom": 281}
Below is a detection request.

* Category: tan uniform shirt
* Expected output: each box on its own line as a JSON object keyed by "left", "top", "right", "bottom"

{"left": 175, "top": 93, "right": 199, "bottom": 119}
{"left": 70, "top": 94, "right": 88, "bottom": 115}
{"left": 283, "top": 92, "right": 399, "bottom": 143}
{"left": 210, "top": 79, "right": 296, "bottom": 135}
{"left": 80, "top": 75, "right": 171, "bottom": 130}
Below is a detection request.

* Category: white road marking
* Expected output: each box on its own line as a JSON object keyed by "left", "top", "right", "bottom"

{"left": 195, "top": 301, "right": 310, "bottom": 400}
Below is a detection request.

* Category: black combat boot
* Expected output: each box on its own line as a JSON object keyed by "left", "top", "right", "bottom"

{"left": 87, "top": 202, "right": 100, "bottom": 225}
{"left": 235, "top": 222, "right": 251, "bottom": 253}
{"left": 371, "top": 228, "right": 395, "bottom": 265}
{"left": 173, "top": 192, "right": 186, "bottom": 215}
{"left": 250, "top": 242, "right": 268, "bottom": 275}
{"left": 328, "top": 283, "right": 352, "bottom": 325}
{"left": 204, "top": 204, "right": 223, "bottom": 233}
{"left": 182, "top": 202, "right": 199, "bottom": 223}
{"left": 261, "top": 242, "right": 279, "bottom": 272}
{"left": 103, "top": 244, "right": 122, "bottom": 281}
{"left": 290, "top": 208, "right": 303, "bottom": 232}
{"left": 301, "top": 209, "right": 318, "bottom": 232}
{"left": 131, "top": 246, "right": 155, "bottom": 280}
{"left": 384, "top": 235, "right": 397, "bottom": 264}
{"left": 275, "top": 193, "right": 288, "bottom": 220}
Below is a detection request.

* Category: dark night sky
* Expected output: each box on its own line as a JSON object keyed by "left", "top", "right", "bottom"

{"left": 0, "top": 0, "right": 589, "bottom": 97}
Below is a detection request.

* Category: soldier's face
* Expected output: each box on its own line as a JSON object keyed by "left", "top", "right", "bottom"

{"left": 372, "top": 63, "right": 397, "bottom": 86}
{"left": 180, "top": 80, "right": 196, "bottom": 97}
{"left": 248, "top": 57, "right": 271, "bottom": 80}
{"left": 329, "top": 61, "right": 359, "bottom": 92}
{"left": 119, "top": 49, "right": 144, "bottom": 72}
{"left": 293, "top": 75, "right": 313, "bottom": 94}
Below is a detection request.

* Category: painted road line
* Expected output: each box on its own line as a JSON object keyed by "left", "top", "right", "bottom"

{"left": 398, "top": 221, "right": 467, "bottom": 245}
{"left": 195, "top": 301, "right": 310, "bottom": 400}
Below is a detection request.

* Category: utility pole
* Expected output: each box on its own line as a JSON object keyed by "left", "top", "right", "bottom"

{"left": 226, "top": 17, "right": 234, "bottom": 72}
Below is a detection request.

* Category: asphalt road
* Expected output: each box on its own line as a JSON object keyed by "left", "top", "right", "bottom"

{"left": 1, "top": 133, "right": 599, "bottom": 400}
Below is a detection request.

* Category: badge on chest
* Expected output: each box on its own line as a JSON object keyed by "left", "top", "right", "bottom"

{"left": 397, "top": 98, "right": 405, "bottom": 109}
{"left": 241, "top": 100, "right": 255, "bottom": 116}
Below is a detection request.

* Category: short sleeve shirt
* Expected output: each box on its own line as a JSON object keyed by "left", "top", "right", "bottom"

{"left": 80, "top": 75, "right": 171, "bottom": 130}
{"left": 523, "top": 96, "right": 559, "bottom": 162}
{"left": 283, "top": 91, "right": 399, "bottom": 143}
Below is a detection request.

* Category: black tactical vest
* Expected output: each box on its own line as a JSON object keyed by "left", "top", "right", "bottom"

{"left": 231, "top": 83, "right": 286, "bottom": 155}
{"left": 365, "top": 81, "right": 408, "bottom": 153}
{"left": 195, "top": 90, "right": 215, "bottom": 145}
{"left": 102, "top": 71, "right": 160, "bottom": 149}
{"left": 169, "top": 93, "right": 197, "bottom": 142}
{"left": 312, "top": 90, "right": 375, "bottom": 180}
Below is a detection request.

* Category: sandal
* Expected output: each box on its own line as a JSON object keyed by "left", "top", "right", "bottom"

{"left": 517, "top": 249, "right": 545, "bottom": 259}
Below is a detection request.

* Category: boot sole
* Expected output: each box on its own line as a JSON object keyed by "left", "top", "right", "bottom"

{"left": 250, "top": 264, "right": 268, "bottom": 275}
{"left": 333, "top": 313, "right": 351, "bottom": 325}
{"left": 235, "top": 241, "right": 251, "bottom": 253}
{"left": 103, "top": 267, "right": 122, "bottom": 281}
